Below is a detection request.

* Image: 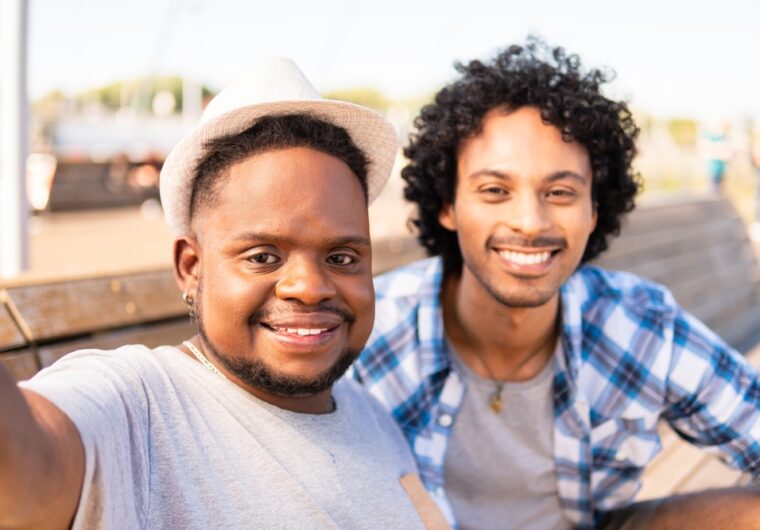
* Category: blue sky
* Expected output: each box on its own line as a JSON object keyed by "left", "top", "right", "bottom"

{"left": 23, "top": 0, "right": 760, "bottom": 121}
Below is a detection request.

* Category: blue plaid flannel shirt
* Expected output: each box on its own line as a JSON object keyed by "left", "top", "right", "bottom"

{"left": 354, "top": 257, "right": 760, "bottom": 529}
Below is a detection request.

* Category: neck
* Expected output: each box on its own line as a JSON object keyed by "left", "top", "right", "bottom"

{"left": 441, "top": 268, "right": 560, "bottom": 381}
{"left": 180, "top": 337, "right": 335, "bottom": 414}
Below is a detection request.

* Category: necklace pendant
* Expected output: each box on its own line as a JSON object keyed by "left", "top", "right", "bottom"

{"left": 490, "top": 392, "right": 503, "bottom": 413}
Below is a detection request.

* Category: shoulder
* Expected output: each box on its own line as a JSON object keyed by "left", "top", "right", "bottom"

{"left": 372, "top": 256, "right": 442, "bottom": 331}
{"left": 564, "top": 266, "right": 745, "bottom": 403}
{"left": 562, "top": 265, "right": 686, "bottom": 377}
{"left": 21, "top": 344, "right": 183, "bottom": 408}
{"left": 334, "top": 377, "right": 404, "bottom": 430}
{"left": 44, "top": 344, "right": 179, "bottom": 376}
{"left": 561, "top": 268, "right": 684, "bottom": 420}
{"left": 30, "top": 344, "right": 165, "bottom": 377}
{"left": 17, "top": 346, "right": 170, "bottom": 468}
{"left": 374, "top": 256, "right": 442, "bottom": 301}
{"left": 334, "top": 377, "right": 415, "bottom": 463}
{"left": 335, "top": 377, "right": 387, "bottom": 412}
{"left": 358, "top": 257, "right": 442, "bottom": 369}
{"left": 565, "top": 264, "right": 678, "bottom": 319}
{"left": 356, "top": 258, "right": 445, "bottom": 409}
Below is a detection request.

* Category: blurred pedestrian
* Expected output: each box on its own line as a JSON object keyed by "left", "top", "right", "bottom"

{"left": 700, "top": 120, "right": 731, "bottom": 193}
{"left": 750, "top": 123, "right": 760, "bottom": 240}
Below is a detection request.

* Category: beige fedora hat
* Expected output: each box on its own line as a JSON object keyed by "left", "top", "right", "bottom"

{"left": 160, "top": 57, "right": 398, "bottom": 235}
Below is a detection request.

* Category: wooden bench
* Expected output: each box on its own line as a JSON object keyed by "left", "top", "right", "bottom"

{"left": 0, "top": 269, "right": 194, "bottom": 381}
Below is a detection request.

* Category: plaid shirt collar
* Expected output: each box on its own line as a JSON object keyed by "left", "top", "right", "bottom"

{"left": 409, "top": 256, "right": 588, "bottom": 392}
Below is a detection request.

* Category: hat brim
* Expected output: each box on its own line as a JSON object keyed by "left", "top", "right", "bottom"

{"left": 160, "top": 99, "right": 398, "bottom": 235}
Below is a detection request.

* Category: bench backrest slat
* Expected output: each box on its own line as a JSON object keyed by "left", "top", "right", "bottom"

{"left": 3, "top": 270, "right": 186, "bottom": 344}
{"left": 35, "top": 319, "right": 196, "bottom": 370}
{"left": 0, "top": 304, "right": 26, "bottom": 351}
{"left": 0, "top": 350, "right": 38, "bottom": 381}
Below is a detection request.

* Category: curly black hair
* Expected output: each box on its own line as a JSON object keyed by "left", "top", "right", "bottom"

{"left": 402, "top": 37, "right": 641, "bottom": 273}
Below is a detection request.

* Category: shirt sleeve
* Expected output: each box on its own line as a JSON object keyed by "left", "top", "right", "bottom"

{"left": 19, "top": 348, "right": 152, "bottom": 529}
{"left": 662, "top": 307, "right": 760, "bottom": 481}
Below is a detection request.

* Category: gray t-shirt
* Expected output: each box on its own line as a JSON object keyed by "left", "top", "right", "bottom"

{"left": 21, "top": 345, "right": 425, "bottom": 530}
{"left": 444, "top": 342, "right": 572, "bottom": 530}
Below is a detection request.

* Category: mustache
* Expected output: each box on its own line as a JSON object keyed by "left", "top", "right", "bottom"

{"left": 249, "top": 302, "right": 357, "bottom": 325}
{"left": 486, "top": 234, "right": 568, "bottom": 249}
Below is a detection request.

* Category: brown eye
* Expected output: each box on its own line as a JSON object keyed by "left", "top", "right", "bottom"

{"left": 249, "top": 252, "right": 280, "bottom": 265}
{"left": 327, "top": 253, "right": 356, "bottom": 266}
{"left": 546, "top": 188, "right": 577, "bottom": 200}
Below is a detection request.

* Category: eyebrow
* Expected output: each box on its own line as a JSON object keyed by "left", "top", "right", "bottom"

{"left": 231, "top": 232, "right": 371, "bottom": 247}
{"left": 467, "top": 169, "right": 590, "bottom": 184}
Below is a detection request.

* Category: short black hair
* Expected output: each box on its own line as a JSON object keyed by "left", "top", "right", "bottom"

{"left": 403, "top": 37, "right": 641, "bottom": 273}
{"left": 190, "top": 114, "right": 369, "bottom": 222}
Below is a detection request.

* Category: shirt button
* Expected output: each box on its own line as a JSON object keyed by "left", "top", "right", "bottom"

{"left": 438, "top": 413, "right": 453, "bottom": 428}
{"left": 435, "top": 487, "right": 446, "bottom": 498}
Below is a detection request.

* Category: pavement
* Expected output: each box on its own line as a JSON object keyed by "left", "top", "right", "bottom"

{"left": 26, "top": 203, "right": 174, "bottom": 279}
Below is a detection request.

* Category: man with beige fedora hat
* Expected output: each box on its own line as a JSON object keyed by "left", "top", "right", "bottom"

{"left": 0, "top": 58, "right": 445, "bottom": 529}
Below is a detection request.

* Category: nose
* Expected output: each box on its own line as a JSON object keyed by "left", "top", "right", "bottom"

{"left": 274, "top": 255, "right": 337, "bottom": 305}
{"left": 504, "top": 192, "right": 551, "bottom": 237}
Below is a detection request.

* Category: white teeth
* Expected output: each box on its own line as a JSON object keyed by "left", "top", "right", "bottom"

{"left": 272, "top": 326, "right": 329, "bottom": 336}
{"left": 499, "top": 250, "right": 551, "bottom": 266}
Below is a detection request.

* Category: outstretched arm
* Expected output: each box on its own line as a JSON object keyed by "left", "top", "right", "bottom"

{"left": 663, "top": 311, "right": 760, "bottom": 480}
{"left": 0, "top": 364, "right": 84, "bottom": 529}
{"left": 599, "top": 488, "right": 760, "bottom": 530}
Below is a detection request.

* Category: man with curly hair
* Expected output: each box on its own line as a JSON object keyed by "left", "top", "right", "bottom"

{"left": 354, "top": 39, "right": 760, "bottom": 529}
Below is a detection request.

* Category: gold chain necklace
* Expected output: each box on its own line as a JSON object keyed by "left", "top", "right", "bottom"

{"left": 183, "top": 340, "right": 228, "bottom": 380}
{"left": 469, "top": 331, "right": 557, "bottom": 413}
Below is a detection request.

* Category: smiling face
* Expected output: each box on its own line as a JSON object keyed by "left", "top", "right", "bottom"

{"left": 440, "top": 106, "right": 596, "bottom": 308}
{"left": 176, "top": 146, "right": 373, "bottom": 410}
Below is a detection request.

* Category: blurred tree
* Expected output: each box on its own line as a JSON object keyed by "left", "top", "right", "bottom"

{"left": 631, "top": 108, "right": 654, "bottom": 134}
{"left": 667, "top": 118, "right": 698, "bottom": 147}
{"left": 322, "top": 87, "right": 392, "bottom": 113}
{"left": 74, "top": 77, "right": 214, "bottom": 113}
{"left": 31, "top": 90, "right": 66, "bottom": 117}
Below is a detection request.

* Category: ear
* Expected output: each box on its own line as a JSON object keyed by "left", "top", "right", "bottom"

{"left": 438, "top": 202, "right": 457, "bottom": 232}
{"left": 590, "top": 201, "right": 598, "bottom": 234}
{"left": 173, "top": 236, "right": 201, "bottom": 297}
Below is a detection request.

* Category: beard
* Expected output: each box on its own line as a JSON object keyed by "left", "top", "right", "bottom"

{"left": 461, "top": 234, "right": 571, "bottom": 308}
{"left": 193, "top": 279, "right": 358, "bottom": 397}
{"left": 465, "top": 259, "right": 562, "bottom": 308}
